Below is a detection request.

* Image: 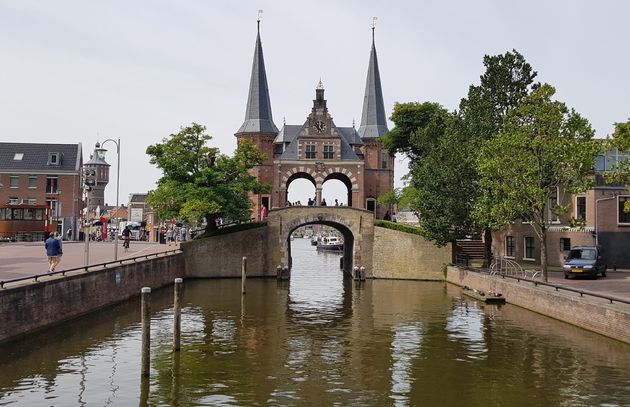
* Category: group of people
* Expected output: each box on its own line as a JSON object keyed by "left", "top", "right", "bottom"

{"left": 166, "top": 226, "right": 189, "bottom": 245}
{"left": 284, "top": 198, "right": 345, "bottom": 207}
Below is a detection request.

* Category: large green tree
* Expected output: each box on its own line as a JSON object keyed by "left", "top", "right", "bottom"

{"left": 381, "top": 50, "right": 539, "bottom": 259}
{"left": 475, "top": 84, "right": 599, "bottom": 281}
{"left": 146, "top": 123, "right": 268, "bottom": 234}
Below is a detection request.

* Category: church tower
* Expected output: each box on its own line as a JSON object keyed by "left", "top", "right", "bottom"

{"left": 358, "top": 22, "right": 393, "bottom": 219}
{"left": 235, "top": 17, "right": 278, "bottom": 220}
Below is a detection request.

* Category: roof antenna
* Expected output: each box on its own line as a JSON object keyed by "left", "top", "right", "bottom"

{"left": 257, "top": 9, "right": 263, "bottom": 32}
{"left": 371, "top": 17, "right": 378, "bottom": 41}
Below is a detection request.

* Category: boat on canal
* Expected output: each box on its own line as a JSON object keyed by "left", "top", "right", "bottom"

{"left": 317, "top": 235, "right": 343, "bottom": 252}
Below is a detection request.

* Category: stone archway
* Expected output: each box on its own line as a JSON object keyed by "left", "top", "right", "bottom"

{"left": 323, "top": 172, "right": 353, "bottom": 207}
{"left": 266, "top": 206, "right": 374, "bottom": 277}
{"left": 279, "top": 166, "right": 361, "bottom": 207}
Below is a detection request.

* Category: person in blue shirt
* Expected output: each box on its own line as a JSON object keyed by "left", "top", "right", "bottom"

{"left": 44, "top": 232, "right": 62, "bottom": 272}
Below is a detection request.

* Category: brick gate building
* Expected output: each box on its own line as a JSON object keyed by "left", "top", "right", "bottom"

{"left": 235, "top": 22, "right": 394, "bottom": 221}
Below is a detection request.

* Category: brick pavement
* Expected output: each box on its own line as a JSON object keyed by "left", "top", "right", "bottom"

{"left": 0, "top": 240, "right": 179, "bottom": 281}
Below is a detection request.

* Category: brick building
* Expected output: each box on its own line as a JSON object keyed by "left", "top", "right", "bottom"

{"left": 235, "top": 23, "right": 394, "bottom": 220}
{"left": 0, "top": 142, "right": 83, "bottom": 238}
{"left": 492, "top": 148, "right": 630, "bottom": 269}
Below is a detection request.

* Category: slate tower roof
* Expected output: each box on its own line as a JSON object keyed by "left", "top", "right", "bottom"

{"left": 235, "top": 21, "right": 279, "bottom": 136}
{"left": 357, "top": 28, "right": 388, "bottom": 139}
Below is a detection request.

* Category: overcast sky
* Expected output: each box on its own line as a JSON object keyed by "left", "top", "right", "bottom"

{"left": 1, "top": 1, "right": 629, "bottom": 206}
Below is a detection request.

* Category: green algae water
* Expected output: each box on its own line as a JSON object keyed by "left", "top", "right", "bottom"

{"left": 1, "top": 238, "right": 629, "bottom": 406}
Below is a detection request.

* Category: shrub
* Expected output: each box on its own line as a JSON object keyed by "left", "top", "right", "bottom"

{"left": 374, "top": 220, "right": 424, "bottom": 236}
{"left": 197, "top": 221, "right": 267, "bottom": 239}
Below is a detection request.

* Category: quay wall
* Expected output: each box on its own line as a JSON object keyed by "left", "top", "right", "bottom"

{"left": 182, "top": 227, "right": 270, "bottom": 278}
{"left": 446, "top": 265, "right": 630, "bottom": 344}
{"left": 372, "top": 227, "right": 451, "bottom": 280}
{"left": 0, "top": 253, "right": 184, "bottom": 344}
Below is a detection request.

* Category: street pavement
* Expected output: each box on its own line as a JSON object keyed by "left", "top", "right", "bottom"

{"left": 0, "top": 240, "right": 180, "bottom": 282}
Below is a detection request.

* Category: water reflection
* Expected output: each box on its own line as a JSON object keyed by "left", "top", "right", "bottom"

{"left": 0, "top": 238, "right": 629, "bottom": 406}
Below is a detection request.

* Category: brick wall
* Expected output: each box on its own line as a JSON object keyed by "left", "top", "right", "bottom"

{"left": 0, "top": 253, "right": 184, "bottom": 344}
{"left": 372, "top": 226, "right": 452, "bottom": 280}
{"left": 446, "top": 265, "right": 630, "bottom": 344}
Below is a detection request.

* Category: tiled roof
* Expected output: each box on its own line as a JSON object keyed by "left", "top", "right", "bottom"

{"left": 0, "top": 142, "right": 82, "bottom": 172}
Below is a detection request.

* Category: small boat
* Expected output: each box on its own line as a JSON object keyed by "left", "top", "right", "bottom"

{"left": 317, "top": 236, "right": 343, "bottom": 252}
{"left": 462, "top": 287, "right": 506, "bottom": 304}
{"left": 310, "top": 236, "right": 319, "bottom": 246}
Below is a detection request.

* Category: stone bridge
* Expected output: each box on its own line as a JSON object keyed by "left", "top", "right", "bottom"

{"left": 265, "top": 206, "right": 374, "bottom": 276}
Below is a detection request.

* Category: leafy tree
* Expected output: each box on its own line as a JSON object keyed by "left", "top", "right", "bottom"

{"left": 475, "top": 84, "right": 599, "bottom": 281}
{"left": 146, "top": 123, "right": 269, "bottom": 234}
{"left": 605, "top": 118, "right": 630, "bottom": 182}
{"left": 380, "top": 102, "right": 451, "bottom": 159}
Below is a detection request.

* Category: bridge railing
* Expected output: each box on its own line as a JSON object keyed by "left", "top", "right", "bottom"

{"left": 0, "top": 248, "right": 182, "bottom": 289}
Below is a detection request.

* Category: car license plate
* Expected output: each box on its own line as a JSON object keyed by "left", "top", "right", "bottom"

{"left": 573, "top": 268, "right": 583, "bottom": 273}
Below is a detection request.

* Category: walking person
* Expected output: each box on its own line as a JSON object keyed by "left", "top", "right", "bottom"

{"left": 44, "top": 232, "right": 62, "bottom": 273}
{"left": 166, "top": 227, "right": 173, "bottom": 246}
{"left": 67, "top": 227, "right": 73, "bottom": 241}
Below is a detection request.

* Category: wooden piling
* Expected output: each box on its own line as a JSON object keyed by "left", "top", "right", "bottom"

{"left": 353, "top": 266, "right": 360, "bottom": 281}
{"left": 241, "top": 257, "right": 247, "bottom": 295}
{"left": 141, "top": 287, "right": 151, "bottom": 377}
{"left": 173, "top": 278, "right": 183, "bottom": 352}
{"left": 360, "top": 266, "right": 366, "bottom": 281}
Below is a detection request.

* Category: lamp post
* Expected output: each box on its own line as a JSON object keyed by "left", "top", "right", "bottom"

{"left": 102, "top": 138, "right": 121, "bottom": 261}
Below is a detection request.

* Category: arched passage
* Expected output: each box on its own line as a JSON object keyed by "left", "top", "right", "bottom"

{"left": 265, "top": 206, "right": 374, "bottom": 278}
{"left": 323, "top": 173, "right": 353, "bottom": 207}
{"left": 286, "top": 221, "right": 355, "bottom": 277}
{"left": 284, "top": 172, "right": 316, "bottom": 206}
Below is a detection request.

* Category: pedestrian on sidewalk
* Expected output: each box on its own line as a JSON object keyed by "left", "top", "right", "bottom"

{"left": 44, "top": 232, "right": 62, "bottom": 273}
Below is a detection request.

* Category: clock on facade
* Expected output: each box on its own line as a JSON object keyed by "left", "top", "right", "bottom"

{"left": 315, "top": 120, "right": 326, "bottom": 133}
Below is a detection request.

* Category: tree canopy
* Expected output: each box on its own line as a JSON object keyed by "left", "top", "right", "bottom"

{"left": 146, "top": 123, "right": 268, "bottom": 233}
{"left": 475, "top": 84, "right": 598, "bottom": 280}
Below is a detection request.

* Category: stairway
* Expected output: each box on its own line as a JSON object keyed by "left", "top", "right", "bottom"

{"left": 455, "top": 240, "right": 486, "bottom": 267}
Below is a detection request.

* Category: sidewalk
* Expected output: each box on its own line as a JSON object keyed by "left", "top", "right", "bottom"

{"left": 0, "top": 241, "right": 178, "bottom": 281}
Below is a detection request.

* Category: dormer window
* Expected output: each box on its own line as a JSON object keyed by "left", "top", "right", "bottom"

{"left": 13, "top": 153, "right": 24, "bottom": 160}
{"left": 48, "top": 152, "right": 60, "bottom": 165}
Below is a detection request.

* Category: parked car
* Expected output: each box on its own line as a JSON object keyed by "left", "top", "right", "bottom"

{"left": 563, "top": 245, "right": 607, "bottom": 279}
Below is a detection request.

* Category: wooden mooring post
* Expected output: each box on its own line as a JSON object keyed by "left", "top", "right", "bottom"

{"left": 241, "top": 257, "right": 247, "bottom": 295}
{"left": 141, "top": 287, "right": 151, "bottom": 377}
{"left": 173, "top": 278, "right": 183, "bottom": 352}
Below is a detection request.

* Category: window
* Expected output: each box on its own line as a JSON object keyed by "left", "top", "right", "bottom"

{"left": 548, "top": 187, "right": 560, "bottom": 223}
{"left": 13, "top": 153, "right": 23, "bottom": 160}
{"left": 27, "top": 198, "right": 37, "bottom": 205}
{"left": 381, "top": 151, "right": 388, "bottom": 169}
{"left": 524, "top": 237, "right": 535, "bottom": 260}
{"left": 8, "top": 197, "right": 19, "bottom": 205}
{"left": 23, "top": 208, "right": 34, "bottom": 220}
{"left": 28, "top": 176, "right": 37, "bottom": 189}
{"left": 323, "top": 145, "right": 334, "bottom": 159}
{"left": 305, "top": 144, "right": 316, "bottom": 159}
{"left": 618, "top": 196, "right": 630, "bottom": 224}
{"left": 594, "top": 149, "right": 629, "bottom": 172}
{"left": 46, "top": 176, "right": 58, "bottom": 193}
{"left": 366, "top": 198, "right": 376, "bottom": 212}
{"left": 9, "top": 176, "right": 19, "bottom": 188}
{"left": 560, "top": 238, "right": 571, "bottom": 251}
{"left": 576, "top": 196, "right": 586, "bottom": 220}
{"left": 46, "top": 198, "right": 59, "bottom": 220}
{"left": 48, "top": 152, "right": 60, "bottom": 165}
{"left": 505, "top": 236, "right": 515, "bottom": 257}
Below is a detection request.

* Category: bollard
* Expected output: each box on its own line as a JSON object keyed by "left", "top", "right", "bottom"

{"left": 241, "top": 257, "right": 247, "bottom": 295}
{"left": 173, "top": 278, "right": 183, "bottom": 352}
{"left": 360, "top": 266, "right": 366, "bottom": 281}
{"left": 276, "top": 265, "right": 282, "bottom": 279}
{"left": 353, "top": 266, "right": 360, "bottom": 281}
{"left": 141, "top": 287, "right": 151, "bottom": 377}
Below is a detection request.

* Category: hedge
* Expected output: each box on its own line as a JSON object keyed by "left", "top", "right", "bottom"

{"left": 196, "top": 221, "right": 267, "bottom": 239}
{"left": 374, "top": 220, "right": 424, "bottom": 236}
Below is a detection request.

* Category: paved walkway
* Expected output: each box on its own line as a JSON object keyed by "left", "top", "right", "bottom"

{"left": 546, "top": 270, "right": 630, "bottom": 302}
{"left": 0, "top": 240, "right": 180, "bottom": 281}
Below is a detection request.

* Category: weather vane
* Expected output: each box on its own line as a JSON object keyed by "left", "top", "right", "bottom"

{"left": 257, "top": 9, "right": 263, "bottom": 23}
{"left": 371, "top": 16, "right": 378, "bottom": 30}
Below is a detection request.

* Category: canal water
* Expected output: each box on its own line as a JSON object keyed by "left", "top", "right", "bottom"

{"left": 1, "top": 238, "right": 629, "bottom": 406}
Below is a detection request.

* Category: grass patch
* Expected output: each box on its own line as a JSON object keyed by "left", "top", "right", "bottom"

{"left": 374, "top": 220, "right": 424, "bottom": 236}
{"left": 196, "top": 221, "right": 267, "bottom": 239}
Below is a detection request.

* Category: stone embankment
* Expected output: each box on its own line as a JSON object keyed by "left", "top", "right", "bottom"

{"left": 446, "top": 265, "right": 630, "bottom": 344}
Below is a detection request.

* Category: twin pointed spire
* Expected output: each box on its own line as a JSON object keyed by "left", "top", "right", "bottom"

{"left": 236, "top": 14, "right": 279, "bottom": 136}
{"left": 236, "top": 16, "right": 387, "bottom": 139}
{"left": 358, "top": 17, "right": 388, "bottom": 139}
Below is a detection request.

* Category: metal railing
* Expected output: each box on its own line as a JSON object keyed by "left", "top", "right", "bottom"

{"left": 489, "top": 256, "right": 541, "bottom": 280}
{"left": 0, "top": 248, "right": 182, "bottom": 289}
{"left": 476, "top": 267, "right": 630, "bottom": 306}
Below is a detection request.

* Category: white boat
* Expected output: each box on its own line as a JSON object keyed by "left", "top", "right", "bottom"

{"left": 317, "top": 236, "right": 343, "bottom": 251}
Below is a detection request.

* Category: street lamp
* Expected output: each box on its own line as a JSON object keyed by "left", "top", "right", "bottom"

{"left": 102, "top": 138, "right": 121, "bottom": 261}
